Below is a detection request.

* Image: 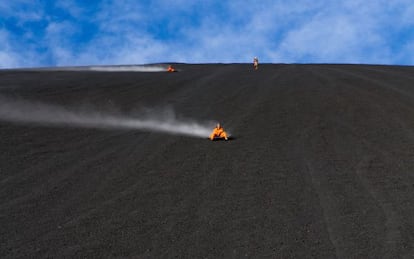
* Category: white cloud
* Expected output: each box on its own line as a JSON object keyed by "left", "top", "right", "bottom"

{"left": 0, "top": 52, "right": 20, "bottom": 68}
{"left": 54, "top": 0, "right": 84, "bottom": 18}
{"left": 401, "top": 4, "right": 414, "bottom": 27}
{"left": 0, "top": 30, "right": 21, "bottom": 68}
{"left": 43, "top": 21, "right": 78, "bottom": 66}
{"left": 396, "top": 42, "right": 414, "bottom": 65}
{"left": 72, "top": 34, "right": 169, "bottom": 66}
{"left": 270, "top": 1, "right": 400, "bottom": 64}
{"left": 0, "top": 0, "right": 44, "bottom": 23}
{"left": 276, "top": 14, "right": 387, "bottom": 63}
{"left": 95, "top": 0, "right": 145, "bottom": 29}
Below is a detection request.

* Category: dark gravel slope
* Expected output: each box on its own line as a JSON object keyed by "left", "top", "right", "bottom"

{"left": 1, "top": 64, "right": 414, "bottom": 258}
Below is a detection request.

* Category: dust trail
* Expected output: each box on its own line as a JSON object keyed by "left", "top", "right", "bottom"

{"left": 38, "top": 65, "right": 169, "bottom": 72}
{"left": 0, "top": 97, "right": 214, "bottom": 138}
{"left": 87, "top": 65, "right": 167, "bottom": 72}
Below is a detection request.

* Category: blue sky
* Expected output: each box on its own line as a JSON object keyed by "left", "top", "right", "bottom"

{"left": 1, "top": 0, "right": 414, "bottom": 68}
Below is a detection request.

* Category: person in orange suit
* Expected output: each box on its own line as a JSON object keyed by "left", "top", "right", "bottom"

{"left": 210, "top": 123, "right": 228, "bottom": 141}
{"left": 167, "top": 65, "right": 175, "bottom": 72}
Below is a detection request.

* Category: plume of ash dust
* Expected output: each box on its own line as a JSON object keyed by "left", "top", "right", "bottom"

{"left": 46, "top": 65, "right": 168, "bottom": 72}
{"left": 0, "top": 97, "right": 216, "bottom": 138}
{"left": 87, "top": 65, "right": 167, "bottom": 72}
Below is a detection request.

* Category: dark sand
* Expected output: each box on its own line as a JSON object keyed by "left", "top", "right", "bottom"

{"left": 1, "top": 64, "right": 414, "bottom": 258}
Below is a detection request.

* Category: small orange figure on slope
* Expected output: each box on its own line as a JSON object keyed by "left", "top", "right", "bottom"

{"left": 210, "top": 123, "right": 228, "bottom": 141}
{"left": 167, "top": 65, "right": 176, "bottom": 72}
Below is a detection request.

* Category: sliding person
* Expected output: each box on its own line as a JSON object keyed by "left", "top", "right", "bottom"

{"left": 209, "top": 123, "right": 228, "bottom": 141}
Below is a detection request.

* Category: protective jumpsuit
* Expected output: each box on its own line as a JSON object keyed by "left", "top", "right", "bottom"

{"left": 210, "top": 125, "right": 228, "bottom": 140}
{"left": 167, "top": 65, "right": 175, "bottom": 72}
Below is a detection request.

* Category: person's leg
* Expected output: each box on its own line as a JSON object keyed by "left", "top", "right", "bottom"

{"left": 220, "top": 132, "right": 228, "bottom": 140}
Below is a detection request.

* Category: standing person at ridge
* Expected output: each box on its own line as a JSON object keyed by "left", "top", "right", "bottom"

{"left": 253, "top": 57, "right": 259, "bottom": 70}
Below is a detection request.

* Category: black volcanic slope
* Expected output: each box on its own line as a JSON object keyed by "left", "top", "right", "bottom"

{"left": 1, "top": 64, "right": 414, "bottom": 258}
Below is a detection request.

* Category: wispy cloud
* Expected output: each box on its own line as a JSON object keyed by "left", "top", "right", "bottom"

{"left": 0, "top": 29, "right": 25, "bottom": 68}
{"left": 1, "top": 0, "right": 414, "bottom": 68}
